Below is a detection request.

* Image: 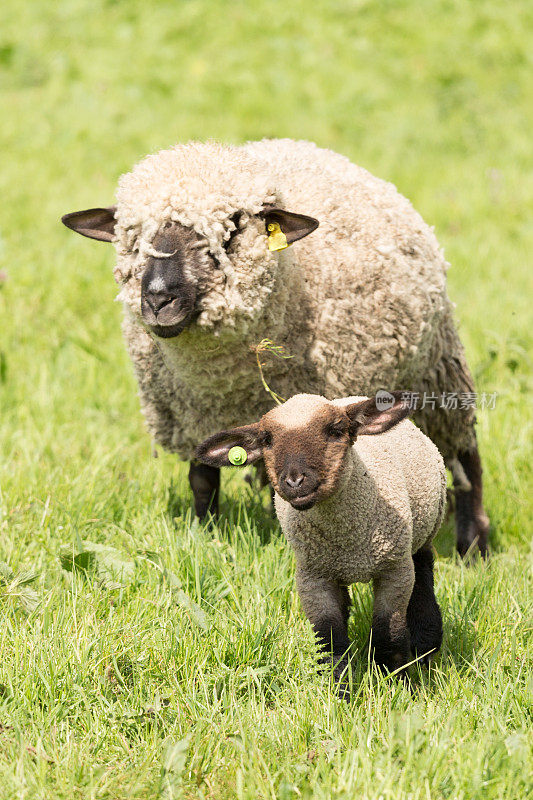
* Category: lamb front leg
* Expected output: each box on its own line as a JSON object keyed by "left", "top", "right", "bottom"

{"left": 371, "top": 556, "right": 415, "bottom": 674}
{"left": 295, "top": 567, "right": 352, "bottom": 696}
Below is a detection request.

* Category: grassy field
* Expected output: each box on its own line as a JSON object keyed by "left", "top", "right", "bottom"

{"left": 0, "top": 0, "right": 532, "bottom": 797}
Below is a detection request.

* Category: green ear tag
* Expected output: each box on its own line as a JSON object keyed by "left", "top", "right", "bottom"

{"left": 228, "top": 446, "right": 248, "bottom": 466}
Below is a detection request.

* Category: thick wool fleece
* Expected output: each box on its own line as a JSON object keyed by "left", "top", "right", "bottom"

{"left": 113, "top": 139, "right": 475, "bottom": 460}
{"left": 274, "top": 396, "right": 447, "bottom": 586}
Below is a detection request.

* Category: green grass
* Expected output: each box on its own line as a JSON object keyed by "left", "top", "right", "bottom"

{"left": 0, "top": 0, "right": 532, "bottom": 797}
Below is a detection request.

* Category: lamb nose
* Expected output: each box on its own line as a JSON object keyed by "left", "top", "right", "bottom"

{"left": 285, "top": 474, "right": 305, "bottom": 489}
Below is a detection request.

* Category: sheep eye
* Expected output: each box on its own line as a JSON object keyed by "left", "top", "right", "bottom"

{"left": 261, "top": 431, "right": 273, "bottom": 448}
{"left": 223, "top": 212, "right": 243, "bottom": 251}
{"left": 326, "top": 424, "right": 344, "bottom": 439}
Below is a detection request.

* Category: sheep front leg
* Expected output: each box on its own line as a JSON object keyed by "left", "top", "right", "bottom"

{"left": 295, "top": 568, "right": 352, "bottom": 695}
{"left": 188, "top": 461, "right": 220, "bottom": 520}
{"left": 371, "top": 556, "right": 415, "bottom": 674}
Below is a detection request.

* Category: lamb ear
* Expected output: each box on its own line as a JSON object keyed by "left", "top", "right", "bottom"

{"left": 345, "top": 392, "right": 411, "bottom": 436}
{"left": 261, "top": 206, "right": 319, "bottom": 244}
{"left": 61, "top": 206, "right": 117, "bottom": 242}
{"left": 195, "top": 423, "right": 262, "bottom": 467}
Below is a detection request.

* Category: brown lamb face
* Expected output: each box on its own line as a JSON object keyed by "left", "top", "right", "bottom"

{"left": 196, "top": 393, "right": 410, "bottom": 510}
{"left": 258, "top": 395, "right": 353, "bottom": 509}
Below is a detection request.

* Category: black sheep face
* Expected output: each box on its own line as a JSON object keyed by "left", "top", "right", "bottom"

{"left": 61, "top": 205, "right": 318, "bottom": 339}
{"left": 139, "top": 222, "right": 204, "bottom": 339}
{"left": 61, "top": 208, "right": 207, "bottom": 339}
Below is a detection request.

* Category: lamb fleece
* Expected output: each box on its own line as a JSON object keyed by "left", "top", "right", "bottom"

{"left": 112, "top": 138, "right": 476, "bottom": 460}
{"left": 274, "top": 395, "right": 447, "bottom": 586}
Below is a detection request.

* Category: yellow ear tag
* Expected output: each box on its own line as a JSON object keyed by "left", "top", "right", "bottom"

{"left": 267, "top": 222, "right": 288, "bottom": 251}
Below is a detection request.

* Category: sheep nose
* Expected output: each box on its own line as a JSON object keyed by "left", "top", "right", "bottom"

{"left": 284, "top": 473, "right": 305, "bottom": 489}
{"left": 145, "top": 291, "right": 178, "bottom": 315}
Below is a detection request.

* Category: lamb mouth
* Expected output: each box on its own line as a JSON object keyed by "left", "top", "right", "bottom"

{"left": 289, "top": 492, "right": 319, "bottom": 511}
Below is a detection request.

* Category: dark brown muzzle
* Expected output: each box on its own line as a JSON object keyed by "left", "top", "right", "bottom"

{"left": 140, "top": 226, "right": 197, "bottom": 339}
{"left": 278, "top": 455, "right": 320, "bottom": 509}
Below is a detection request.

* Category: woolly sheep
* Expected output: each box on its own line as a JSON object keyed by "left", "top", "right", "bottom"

{"left": 62, "top": 138, "right": 488, "bottom": 556}
{"left": 196, "top": 392, "right": 446, "bottom": 692}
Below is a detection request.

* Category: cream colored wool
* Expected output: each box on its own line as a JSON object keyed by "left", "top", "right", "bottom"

{"left": 112, "top": 139, "right": 475, "bottom": 460}
{"left": 274, "top": 395, "right": 447, "bottom": 586}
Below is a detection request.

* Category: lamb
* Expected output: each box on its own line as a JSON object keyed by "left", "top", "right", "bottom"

{"left": 61, "top": 138, "right": 488, "bottom": 556}
{"left": 195, "top": 392, "right": 446, "bottom": 692}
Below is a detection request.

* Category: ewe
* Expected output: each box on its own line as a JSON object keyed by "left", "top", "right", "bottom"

{"left": 62, "top": 138, "right": 488, "bottom": 556}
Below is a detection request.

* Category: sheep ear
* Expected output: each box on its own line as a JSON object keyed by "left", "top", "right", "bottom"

{"left": 61, "top": 206, "right": 117, "bottom": 242}
{"left": 195, "top": 423, "right": 262, "bottom": 467}
{"left": 261, "top": 207, "right": 319, "bottom": 245}
{"left": 345, "top": 392, "right": 411, "bottom": 436}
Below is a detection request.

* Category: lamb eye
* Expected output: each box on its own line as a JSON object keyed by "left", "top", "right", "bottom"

{"left": 326, "top": 424, "right": 344, "bottom": 439}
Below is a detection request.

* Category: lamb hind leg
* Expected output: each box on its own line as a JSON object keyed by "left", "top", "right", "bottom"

{"left": 406, "top": 544, "right": 442, "bottom": 664}
{"left": 188, "top": 461, "right": 220, "bottom": 520}
{"left": 341, "top": 585, "right": 351, "bottom": 628}
{"left": 371, "top": 557, "right": 415, "bottom": 674}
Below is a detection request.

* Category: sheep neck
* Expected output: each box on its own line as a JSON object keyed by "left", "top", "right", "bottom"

{"left": 152, "top": 253, "right": 313, "bottom": 397}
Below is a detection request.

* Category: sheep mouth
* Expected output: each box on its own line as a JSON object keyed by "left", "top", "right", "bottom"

{"left": 143, "top": 306, "right": 198, "bottom": 339}
{"left": 141, "top": 293, "right": 196, "bottom": 339}
{"left": 148, "top": 321, "right": 189, "bottom": 339}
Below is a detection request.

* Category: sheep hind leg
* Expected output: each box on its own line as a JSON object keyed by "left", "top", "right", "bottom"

{"left": 413, "top": 323, "right": 490, "bottom": 559}
{"left": 422, "top": 407, "right": 490, "bottom": 558}
{"left": 406, "top": 544, "right": 443, "bottom": 665}
{"left": 188, "top": 461, "right": 220, "bottom": 521}
{"left": 453, "top": 444, "right": 490, "bottom": 559}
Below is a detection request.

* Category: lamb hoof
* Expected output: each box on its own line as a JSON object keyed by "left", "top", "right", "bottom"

{"left": 372, "top": 649, "right": 411, "bottom": 678}
{"left": 408, "top": 619, "right": 442, "bottom": 667}
{"left": 412, "top": 650, "right": 436, "bottom": 668}
{"left": 332, "top": 658, "right": 352, "bottom": 701}
{"left": 335, "top": 680, "right": 351, "bottom": 702}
